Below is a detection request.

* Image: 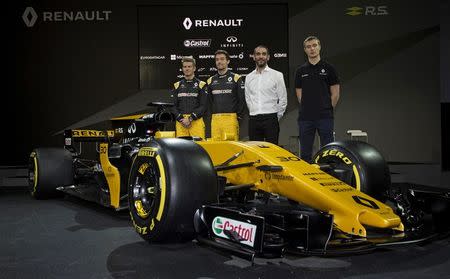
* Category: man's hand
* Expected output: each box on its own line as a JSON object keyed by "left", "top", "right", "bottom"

{"left": 295, "top": 88, "right": 302, "bottom": 104}
{"left": 181, "top": 117, "right": 191, "bottom": 128}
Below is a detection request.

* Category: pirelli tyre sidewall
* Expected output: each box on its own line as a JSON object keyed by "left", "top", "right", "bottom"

{"left": 28, "top": 148, "right": 74, "bottom": 199}
{"left": 313, "top": 141, "right": 390, "bottom": 201}
{"left": 128, "top": 138, "right": 217, "bottom": 242}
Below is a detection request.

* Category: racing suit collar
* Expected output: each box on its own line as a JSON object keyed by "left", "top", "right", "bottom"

{"left": 184, "top": 76, "right": 196, "bottom": 82}
{"left": 218, "top": 70, "right": 229, "bottom": 77}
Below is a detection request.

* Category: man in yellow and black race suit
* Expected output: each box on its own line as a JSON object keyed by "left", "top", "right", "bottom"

{"left": 207, "top": 49, "right": 245, "bottom": 141}
{"left": 172, "top": 56, "right": 208, "bottom": 139}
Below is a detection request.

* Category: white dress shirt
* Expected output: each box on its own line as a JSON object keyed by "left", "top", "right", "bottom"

{"left": 244, "top": 66, "right": 287, "bottom": 120}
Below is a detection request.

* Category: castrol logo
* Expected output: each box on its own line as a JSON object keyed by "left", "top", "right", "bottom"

{"left": 212, "top": 216, "right": 257, "bottom": 247}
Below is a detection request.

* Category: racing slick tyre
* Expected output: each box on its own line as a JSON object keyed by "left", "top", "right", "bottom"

{"left": 128, "top": 138, "right": 217, "bottom": 242}
{"left": 28, "top": 148, "right": 74, "bottom": 199}
{"left": 313, "top": 141, "right": 390, "bottom": 201}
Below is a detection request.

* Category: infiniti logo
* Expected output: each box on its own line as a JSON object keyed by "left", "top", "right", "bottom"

{"left": 226, "top": 36, "right": 238, "bottom": 43}
{"left": 128, "top": 123, "right": 137, "bottom": 134}
{"left": 23, "top": 7, "right": 38, "bottom": 27}
{"left": 183, "top": 17, "right": 193, "bottom": 30}
{"left": 221, "top": 35, "right": 244, "bottom": 48}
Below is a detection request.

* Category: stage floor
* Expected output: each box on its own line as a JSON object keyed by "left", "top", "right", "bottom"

{"left": 1, "top": 164, "right": 449, "bottom": 279}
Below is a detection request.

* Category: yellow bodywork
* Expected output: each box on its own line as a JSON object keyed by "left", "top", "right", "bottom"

{"left": 110, "top": 114, "right": 148, "bottom": 121}
{"left": 197, "top": 140, "right": 403, "bottom": 237}
{"left": 94, "top": 125, "right": 403, "bottom": 235}
{"left": 155, "top": 131, "right": 176, "bottom": 138}
{"left": 99, "top": 143, "right": 121, "bottom": 209}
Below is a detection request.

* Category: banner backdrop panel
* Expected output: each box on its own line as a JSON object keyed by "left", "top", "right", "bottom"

{"left": 138, "top": 4, "right": 288, "bottom": 89}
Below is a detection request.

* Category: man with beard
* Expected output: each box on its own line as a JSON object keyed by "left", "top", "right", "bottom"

{"left": 171, "top": 56, "right": 208, "bottom": 139}
{"left": 207, "top": 49, "right": 245, "bottom": 141}
{"left": 295, "top": 36, "right": 340, "bottom": 162}
{"left": 244, "top": 45, "right": 287, "bottom": 144}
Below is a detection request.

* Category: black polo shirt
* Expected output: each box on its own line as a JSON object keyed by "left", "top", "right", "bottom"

{"left": 294, "top": 60, "right": 339, "bottom": 120}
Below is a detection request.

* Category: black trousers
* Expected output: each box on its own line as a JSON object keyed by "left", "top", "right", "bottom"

{"left": 298, "top": 118, "right": 334, "bottom": 163}
{"left": 248, "top": 113, "right": 279, "bottom": 144}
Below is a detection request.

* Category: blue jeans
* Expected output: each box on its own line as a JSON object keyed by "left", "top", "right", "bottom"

{"left": 298, "top": 119, "right": 334, "bottom": 163}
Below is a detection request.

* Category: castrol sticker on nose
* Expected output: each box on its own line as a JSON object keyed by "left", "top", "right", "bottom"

{"left": 212, "top": 216, "right": 257, "bottom": 247}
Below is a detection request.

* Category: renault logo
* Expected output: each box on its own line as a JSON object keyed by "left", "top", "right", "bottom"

{"left": 183, "top": 17, "right": 193, "bottom": 30}
{"left": 226, "top": 36, "right": 238, "bottom": 43}
{"left": 23, "top": 7, "right": 38, "bottom": 27}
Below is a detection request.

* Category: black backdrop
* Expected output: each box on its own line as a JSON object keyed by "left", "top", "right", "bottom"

{"left": 4, "top": 0, "right": 449, "bottom": 168}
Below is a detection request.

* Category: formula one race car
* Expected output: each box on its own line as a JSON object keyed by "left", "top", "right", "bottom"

{"left": 29, "top": 103, "right": 450, "bottom": 259}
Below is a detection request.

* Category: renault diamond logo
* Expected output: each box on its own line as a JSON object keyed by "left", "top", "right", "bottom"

{"left": 346, "top": 7, "right": 363, "bottom": 16}
{"left": 226, "top": 36, "right": 238, "bottom": 43}
{"left": 183, "top": 17, "right": 193, "bottom": 30}
{"left": 23, "top": 7, "right": 38, "bottom": 27}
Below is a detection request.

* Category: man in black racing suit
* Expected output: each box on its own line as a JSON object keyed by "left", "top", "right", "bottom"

{"left": 172, "top": 56, "right": 208, "bottom": 139}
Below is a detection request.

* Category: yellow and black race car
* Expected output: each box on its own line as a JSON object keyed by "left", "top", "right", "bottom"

{"left": 29, "top": 103, "right": 449, "bottom": 259}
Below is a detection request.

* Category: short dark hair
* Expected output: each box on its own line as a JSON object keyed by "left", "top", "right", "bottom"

{"left": 254, "top": 45, "right": 270, "bottom": 55}
{"left": 215, "top": 49, "right": 230, "bottom": 61}
{"left": 303, "top": 36, "right": 321, "bottom": 48}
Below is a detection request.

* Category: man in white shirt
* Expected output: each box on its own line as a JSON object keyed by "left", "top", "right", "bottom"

{"left": 244, "top": 45, "right": 287, "bottom": 144}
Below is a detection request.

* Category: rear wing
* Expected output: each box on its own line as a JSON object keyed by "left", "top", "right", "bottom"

{"left": 64, "top": 129, "right": 122, "bottom": 143}
{"left": 63, "top": 129, "right": 124, "bottom": 155}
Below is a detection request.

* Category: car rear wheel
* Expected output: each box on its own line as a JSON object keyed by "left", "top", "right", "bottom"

{"left": 29, "top": 148, "right": 74, "bottom": 199}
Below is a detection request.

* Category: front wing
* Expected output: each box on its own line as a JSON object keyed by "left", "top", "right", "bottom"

{"left": 194, "top": 183, "right": 450, "bottom": 260}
